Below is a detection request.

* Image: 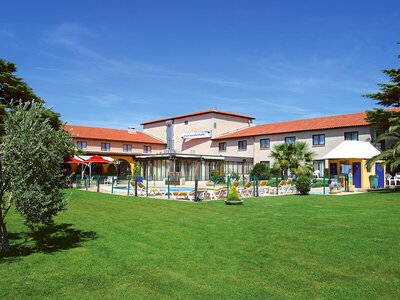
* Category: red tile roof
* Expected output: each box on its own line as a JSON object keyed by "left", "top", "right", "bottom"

{"left": 140, "top": 109, "right": 255, "bottom": 125}
{"left": 213, "top": 109, "right": 400, "bottom": 140}
{"left": 65, "top": 125, "right": 166, "bottom": 144}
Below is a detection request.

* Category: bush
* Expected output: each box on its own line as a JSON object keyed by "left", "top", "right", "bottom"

{"left": 249, "top": 163, "right": 271, "bottom": 180}
{"left": 230, "top": 171, "right": 240, "bottom": 181}
{"left": 133, "top": 164, "right": 141, "bottom": 178}
{"left": 210, "top": 169, "right": 225, "bottom": 184}
{"left": 295, "top": 175, "right": 312, "bottom": 195}
{"left": 228, "top": 186, "right": 240, "bottom": 201}
{"left": 107, "top": 164, "right": 117, "bottom": 176}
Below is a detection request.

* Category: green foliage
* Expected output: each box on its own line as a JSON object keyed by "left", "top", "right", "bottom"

{"left": 367, "top": 125, "right": 400, "bottom": 172}
{"left": 0, "top": 58, "right": 62, "bottom": 131}
{"left": 249, "top": 163, "right": 271, "bottom": 180}
{"left": 0, "top": 102, "right": 76, "bottom": 231}
{"left": 324, "top": 168, "right": 330, "bottom": 177}
{"left": 210, "top": 169, "right": 225, "bottom": 184}
{"left": 228, "top": 186, "right": 240, "bottom": 201}
{"left": 133, "top": 164, "right": 141, "bottom": 178}
{"left": 364, "top": 44, "right": 400, "bottom": 172}
{"left": 271, "top": 142, "right": 316, "bottom": 178}
{"left": 229, "top": 171, "right": 240, "bottom": 181}
{"left": 295, "top": 175, "right": 312, "bottom": 195}
{"left": 106, "top": 164, "right": 117, "bottom": 176}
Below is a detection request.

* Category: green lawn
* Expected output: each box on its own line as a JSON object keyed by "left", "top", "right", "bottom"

{"left": 1, "top": 190, "right": 399, "bottom": 299}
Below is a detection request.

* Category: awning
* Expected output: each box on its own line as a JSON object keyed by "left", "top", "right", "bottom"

{"left": 322, "top": 141, "right": 381, "bottom": 160}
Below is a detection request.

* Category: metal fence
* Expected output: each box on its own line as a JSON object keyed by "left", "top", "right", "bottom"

{"left": 74, "top": 173, "right": 347, "bottom": 200}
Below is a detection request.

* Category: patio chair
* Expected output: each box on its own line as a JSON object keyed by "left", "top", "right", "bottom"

{"left": 207, "top": 187, "right": 227, "bottom": 200}
{"left": 386, "top": 174, "right": 395, "bottom": 186}
{"left": 137, "top": 182, "right": 167, "bottom": 196}
{"left": 129, "top": 181, "right": 146, "bottom": 196}
{"left": 238, "top": 181, "right": 254, "bottom": 197}
{"left": 104, "top": 176, "right": 113, "bottom": 185}
{"left": 394, "top": 173, "right": 400, "bottom": 185}
{"left": 170, "top": 188, "right": 207, "bottom": 201}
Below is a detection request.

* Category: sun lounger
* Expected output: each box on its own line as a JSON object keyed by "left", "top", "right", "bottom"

{"left": 136, "top": 182, "right": 167, "bottom": 196}
{"left": 170, "top": 188, "right": 207, "bottom": 201}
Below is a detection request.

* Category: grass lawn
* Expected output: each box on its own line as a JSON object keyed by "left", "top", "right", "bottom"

{"left": 1, "top": 190, "right": 399, "bottom": 299}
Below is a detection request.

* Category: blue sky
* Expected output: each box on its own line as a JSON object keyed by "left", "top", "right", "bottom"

{"left": 1, "top": 1, "right": 399, "bottom": 130}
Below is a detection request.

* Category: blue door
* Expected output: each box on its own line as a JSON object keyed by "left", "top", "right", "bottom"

{"left": 353, "top": 162, "right": 361, "bottom": 188}
{"left": 330, "top": 163, "right": 337, "bottom": 176}
{"left": 375, "top": 163, "right": 384, "bottom": 188}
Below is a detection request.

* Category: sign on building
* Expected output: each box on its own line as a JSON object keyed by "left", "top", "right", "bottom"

{"left": 181, "top": 131, "right": 211, "bottom": 139}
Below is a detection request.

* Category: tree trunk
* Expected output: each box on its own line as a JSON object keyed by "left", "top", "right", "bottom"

{"left": 1, "top": 222, "right": 10, "bottom": 254}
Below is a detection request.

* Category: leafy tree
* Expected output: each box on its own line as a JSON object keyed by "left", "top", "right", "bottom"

{"left": 133, "top": 164, "right": 141, "bottom": 178}
{"left": 364, "top": 44, "right": 400, "bottom": 171}
{"left": 0, "top": 58, "right": 62, "bottom": 133}
{"left": 364, "top": 44, "right": 400, "bottom": 133}
{"left": 229, "top": 171, "right": 240, "bottom": 182}
{"left": 367, "top": 125, "right": 400, "bottom": 172}
{"left": 249, "top": 163, "right": 271, "bottom": 180}
{"left": 271, "top": 142, "right": 315, "bottom": 178}
{"left": 0, "top": 102, "right": 76, "bottom": 254}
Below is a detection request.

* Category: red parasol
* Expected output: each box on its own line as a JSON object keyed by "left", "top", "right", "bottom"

{"left": 83, "top": 155, "right": 115, "bottom": 164}
{"left": 64, "top": 156, "right": 84, "bottom": 164}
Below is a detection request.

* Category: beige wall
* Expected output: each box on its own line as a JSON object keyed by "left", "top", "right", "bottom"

{"left": 251, "top": 126, "right": 372, "bottom": 165}
{"left": 142, "top": 112, "right": 253, "bottom": 155}
{"left": 73, "top": 138, "right": 166, "bottom": 154}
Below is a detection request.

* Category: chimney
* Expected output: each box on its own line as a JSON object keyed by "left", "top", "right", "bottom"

{"left": 128, "top": 127, "right": 136, "bottom": 134}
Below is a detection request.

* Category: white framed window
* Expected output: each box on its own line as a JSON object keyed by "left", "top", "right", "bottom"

{"left": 344, "top": 131, "right": 358, "bottom": 141}
{"left": 313, "top": 134, "right": 325, "bottom": 145}
{"left": 144, "top": 146, "right": 152, "bottom": 153}
{"left": 123, "top": 144, "right": 132, "bottom": 153}
{"left": 101, "top": 143, "right": 110, "bottom": 151}
{"left": 285, "top": 136, "right": 296, "bottom": 144}
{"left": 219, "top": 142, "right": 226, "bottom": 152}
{"left": 238, "top": 140, "right": 247, "bottom": 150}
{"left": 77, "top": 141, "right": 87, "bottom": 150}
{"left": 260, "top": 138, "right": 270, "bottom": 149}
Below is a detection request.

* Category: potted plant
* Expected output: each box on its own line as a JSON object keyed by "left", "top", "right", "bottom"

{"left": 329, "top": 181, "right": 343, "bottom": 194}
{"left": 225, "top": 186, "right": 243, "bottom": 205}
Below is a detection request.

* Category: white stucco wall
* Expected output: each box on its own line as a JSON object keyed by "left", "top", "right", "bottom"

{"left": 142, "top": 112, "right": 253, "bottom": 155}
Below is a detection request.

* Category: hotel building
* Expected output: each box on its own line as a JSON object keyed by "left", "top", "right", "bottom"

{"left": 66, "top": 109, "right": 396, "bottom": 181}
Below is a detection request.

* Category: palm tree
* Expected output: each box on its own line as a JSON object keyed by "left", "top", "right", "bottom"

{"left": 368, "top": 125, "right": 400, "bottom": 172}
{"left": 271, "top": 142, "right": 316, "bottom": 178}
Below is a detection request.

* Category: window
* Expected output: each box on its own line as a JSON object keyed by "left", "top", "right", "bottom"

{"left": 101, "top": 143, "right": 110, "bottom": 151}
{"left": 285, "top": 136, "right": 296, "bottom": 144}
{"left": 260, "top": 138, "right": 270, "bottom": 149}
{"left": 214, "top": 122, "right": 217, "bottom": 129}
{"left": 313, "top": 160, "right": 325, "bottom": 177}
{"left": 77, "top": 141, "right": 87, "bottom": 150}
{"left": 261, "top": 161, "right": 270, "bottom": 168}
{"left": 313, "top": 134, "right": 325, "bottom": 145}
{"left": 344, "top": 131, "right": 358, "bottom": 141}
{"left": 219, "top": 142, "right": 226, "bottom": 152}
{"left": 184, "top": 120, "right": 188, "bottom": 125}
{"left": 144, "top": 146, "right": 152, "bottom": 153}
{"left": 123, "top": 144, "right": 132, "bottom": 153}
{"left": 238, "top": 140, "right": 247, "bottom": 150}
